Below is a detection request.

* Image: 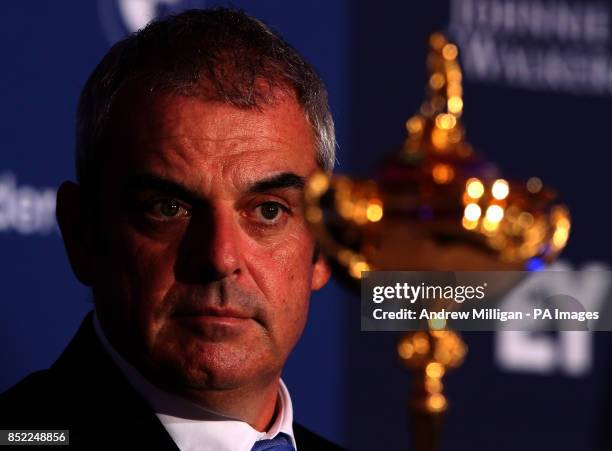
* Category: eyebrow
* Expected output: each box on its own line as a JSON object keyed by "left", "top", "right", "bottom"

{"left": 124, "top": 174, "right": 199, "bottom": 202}
{"left": 246, "top": 172, "right": 306, "bottom": 193}
{"left": 123, "top": 171, "right": 306, "bottom": 200}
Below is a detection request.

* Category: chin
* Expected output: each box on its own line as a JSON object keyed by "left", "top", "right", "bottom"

{"left": 150, "top": 339, "right": 278, "bottom": 392}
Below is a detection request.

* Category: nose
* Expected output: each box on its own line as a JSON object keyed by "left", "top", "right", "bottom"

{"left": 206, "top": 207, "right": 241, "bottom": 279}
{"left": 176, "top": 203, "right": 242, "bottom": 283}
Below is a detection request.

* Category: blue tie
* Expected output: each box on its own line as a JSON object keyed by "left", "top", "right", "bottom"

{"left": 250, "top": 432, "right": 295, "bottom": 451}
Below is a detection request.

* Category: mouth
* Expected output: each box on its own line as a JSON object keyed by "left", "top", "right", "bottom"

{"left": 172, "top": 307, "right": 254, "bottom": 336}
{"left": 174, "top": 306, "right": 252, "bottom": 319}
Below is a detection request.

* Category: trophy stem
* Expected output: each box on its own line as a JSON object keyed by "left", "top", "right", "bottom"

{"left": 398, "top": 330, "right": 467, "bottom": 451}
{"left": 410, "top": 402, "right": 444, "bottom": 451}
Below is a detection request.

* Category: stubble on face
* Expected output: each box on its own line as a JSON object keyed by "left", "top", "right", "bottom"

{"left": 143, "top": 280, "right": 275, "bottom": 390}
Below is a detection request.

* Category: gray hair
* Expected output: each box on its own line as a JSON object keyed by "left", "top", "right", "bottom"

{"left": 75, "top": 8, "right": 335, "bottom": 193}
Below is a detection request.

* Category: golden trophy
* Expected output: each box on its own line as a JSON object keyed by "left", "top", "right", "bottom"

{"left": 305, "top": 33, "right": 571, "bottom": 451}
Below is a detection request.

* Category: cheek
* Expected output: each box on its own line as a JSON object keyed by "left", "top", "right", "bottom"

{"left": 252, "top": 228, "right": 314, "bottom": 292}
{"left": 97, "top": 225, "right": 181, "bottom": 330}
{"left": 127, "top": 231, "right": 180, "bottom": 304}
{"left": 247, "top": 229, "right": 315, "bottom": 339}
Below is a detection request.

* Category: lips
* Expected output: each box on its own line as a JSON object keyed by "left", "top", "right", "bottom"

{"left": 172, "top": 306, "right": 253, "bottom": 339}
{"left": 173, "top": 306, "right": 252, "bottom": 320}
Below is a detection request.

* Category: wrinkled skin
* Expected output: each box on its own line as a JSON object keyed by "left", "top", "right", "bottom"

{"left": 57, "top": 88, "right": 331, "bottom": 429}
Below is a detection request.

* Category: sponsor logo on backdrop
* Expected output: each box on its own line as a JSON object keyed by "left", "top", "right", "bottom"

{"left": 98, "top": 0, "right": 207, "bottom": 43}
{"left": 0, "top": 172, "right": 57, "bottom": 235}
{"left": 496, "top": 260, "right": 611, "bottom": 376}
{"left": 446, "top": 1, "right": 612, "bottom": 376}
{"left": 449, "top": 0, "right": 612, "bottom": 95}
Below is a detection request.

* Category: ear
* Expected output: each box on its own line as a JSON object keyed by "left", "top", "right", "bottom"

{"left": 56, "top": 181, "right": 95, "bottom": 286}
{"left": 311, "top": 251, "right": 331, "bottom": 291}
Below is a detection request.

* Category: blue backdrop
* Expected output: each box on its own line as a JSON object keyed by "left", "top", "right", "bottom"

{"left": 1, "top": 2, "right": 611, "bottom": 450}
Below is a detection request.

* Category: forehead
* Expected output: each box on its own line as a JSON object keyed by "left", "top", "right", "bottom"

{"left": 103, "top": 88, "right": 317, "bottom": 192}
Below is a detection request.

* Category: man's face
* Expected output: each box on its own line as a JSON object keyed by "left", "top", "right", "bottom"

{"left": 87, "top": 89, "right": 330, "bottom": 393}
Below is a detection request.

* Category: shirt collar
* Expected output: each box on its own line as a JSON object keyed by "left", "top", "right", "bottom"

{"left": 93, "top": 312, "right": 296, "bottom": 451}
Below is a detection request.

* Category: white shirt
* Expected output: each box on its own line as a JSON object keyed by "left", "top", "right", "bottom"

{"left": 93, "top": 314, "right": 297, "bottom": 451}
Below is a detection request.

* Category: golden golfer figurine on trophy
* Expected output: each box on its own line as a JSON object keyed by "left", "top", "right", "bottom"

{"left": 304, "top": 33, "right": 571, "bottom": 451}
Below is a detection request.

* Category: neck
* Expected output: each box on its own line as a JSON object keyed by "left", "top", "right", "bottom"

{"left": 181, "top": 377, "right": 281, "bottom": 431}
{"left": 133, "top": 357, "right": 283, "bottom": 432}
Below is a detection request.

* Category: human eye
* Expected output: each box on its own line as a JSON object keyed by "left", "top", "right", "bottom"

{"left": 253, "top": 201, "right": 290, "bottom": 226}
{"left": 147, "top": 198, "right": 191, "bottom": 221}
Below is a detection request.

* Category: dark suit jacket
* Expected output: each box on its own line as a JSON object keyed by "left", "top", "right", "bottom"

{"left": 0, "top": 313, "right": 344, "bottom": 450}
